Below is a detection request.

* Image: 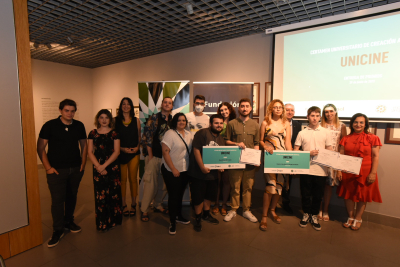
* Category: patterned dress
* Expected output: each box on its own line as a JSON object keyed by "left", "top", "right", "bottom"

{"left": 264, "top": 125, "right": 287, "bottom": 195}
{"left": 88, "top": 129, "right": 123, "bottom": 231}
{"left": 324, "top": 123, "right": 344, "bottom": 186}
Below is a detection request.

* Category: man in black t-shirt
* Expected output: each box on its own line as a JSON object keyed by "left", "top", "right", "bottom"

{"left": 37, "top": 99, "right": 87, "bottom": 248}
{"left": 189, "top": 114, "right": 225, "bottom": 232}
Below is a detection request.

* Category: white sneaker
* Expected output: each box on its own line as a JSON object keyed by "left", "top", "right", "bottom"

{"left": 243, "top": 211, "right": 258, "bottom": 223}
{"left": 224, "top": 210, "right": 237, "bottom": 222}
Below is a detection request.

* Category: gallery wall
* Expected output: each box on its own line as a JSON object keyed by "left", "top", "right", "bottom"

{"left": 32, "top": 32, "right": 400, "bottom": 219}
{"left": 32, "top": 59, "right": 94, "bottom": 163}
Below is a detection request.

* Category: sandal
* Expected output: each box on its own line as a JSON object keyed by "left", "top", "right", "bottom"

{"left": 322, "top": 212, "right": 329, "bottom": 222}
{"left": 259, "top": 216, "right": 267, "bottom": 231}
{"left": 122, "top": 205, "right": 129, "bottom": 217}
{"left": 211, "top": 206, "right": 219, "bottom": 215}
{"left": 141, "top": 212, "right": 149, "bottom": 222}
{"left": 268, "top": 209, "right": 281, "bottom": 224}
{"left": 130, "top": 205, "right": 136, "bottom": 216}
{"left": 221, "top": 207, "right": 227, "bottom": 216}
{"left": 154, "top": 207, "right": 169, "bottom": 214}
{"left": 350, "top": 219, "right": 362, "bottom": 231}
{"left": 342, "top": 217, "right": 355, "bottom": 228}
{"left": 317, "top": 211, "right": 323, "bottom": 221}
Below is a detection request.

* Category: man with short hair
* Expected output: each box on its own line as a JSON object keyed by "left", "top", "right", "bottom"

{"left": 281, "top": 103, "right": 301, "bottom": 214}
{"left": 186, "top": 95, "right": 210, "bottom": 133}
{"left": 224, "top": 98, "right": 260, "bottom": 223}
{"left": 140, "top": 97, "right": 173, "bottom": 221}
{"left": 189, "top": 114, "right": 225, "bottom": 232}
{"left": 37, "top": 99, "right": 87, "bottom": 248}
{"left": 294, "top": 106, "right": 332, "bottom": 231}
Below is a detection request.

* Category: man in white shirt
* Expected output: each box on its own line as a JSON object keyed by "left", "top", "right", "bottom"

{"left": 186, "top": 95, "right": 210, "bottom": 133}
{"left": 294, "top": 106, "right": 332, "bottom": 231}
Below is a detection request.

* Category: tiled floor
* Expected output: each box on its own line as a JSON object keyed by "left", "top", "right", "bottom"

{"left": 5, "top": 164, "right": 400, "bottom": 267}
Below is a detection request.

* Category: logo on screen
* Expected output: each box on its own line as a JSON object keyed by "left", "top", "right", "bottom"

{"left": 376, "top": 105, "right": 386, "bottom": 113}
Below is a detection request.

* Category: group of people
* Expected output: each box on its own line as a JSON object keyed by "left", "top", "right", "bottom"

{"left": 37, "top": 95, "right": 382, "bottom": 247}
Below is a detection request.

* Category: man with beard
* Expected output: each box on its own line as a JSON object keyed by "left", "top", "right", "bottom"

{"left": 189, "top": 114, "right": 226, "bottom": 232}
{"left": 140, "top": 97, "right": 173, "bottom": 222}
{"left": 186, "top": 95, "right": 209, "bottom": 133}
{"left": 224, "top": 98, "right": 260, "bottom": 223}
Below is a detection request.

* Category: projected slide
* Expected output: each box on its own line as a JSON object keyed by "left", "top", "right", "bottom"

{"left": 274, "top": 12, "right": 400, "bottom": 120}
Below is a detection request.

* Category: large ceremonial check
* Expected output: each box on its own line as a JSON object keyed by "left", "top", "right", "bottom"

{"left": 264, "top": 151, "right": 310, "bottom": 174}
{"left": 203, "top": 146, "right": 246, "bottom": 169}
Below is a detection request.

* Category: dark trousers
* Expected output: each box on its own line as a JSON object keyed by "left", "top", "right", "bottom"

{"left": 161, "top": 164, "right": 189, "bottom": 223}
{"left": 300, "top": 174, "right": 325, "bottom": 215}
{"left": 46, "top": 167, "right": 84, "bottom": 231}
{"left": 282, "top": 175, "right": 293, "bottom": 205}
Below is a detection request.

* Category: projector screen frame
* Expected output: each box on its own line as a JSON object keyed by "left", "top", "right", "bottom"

{"left": 271, "top": 8, "right": 400, "bottom": 123}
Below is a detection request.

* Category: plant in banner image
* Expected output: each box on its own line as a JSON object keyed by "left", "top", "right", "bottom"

{"left": 137, "top": 81, "right": 190, "bottom": 133}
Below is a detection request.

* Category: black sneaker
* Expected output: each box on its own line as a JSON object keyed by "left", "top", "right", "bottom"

{"left": 47, "top": 230, "right": 64, "bottom": 248}
{"left": 176, "top": 216, "right": 190, "bottom": 225}
{"left": 299, "top": 213, "right": 310, "bottom": 228}
{"left": 193, "top": 219, "right": 202, "bottom": 232}
{"left": 310, "top": 215, "right": 322, "bottom": 231}
{"left": 65, "top": 222, "right": 82, "bottom": 233}
{"left": 169, "top": 223, "right": 176, "bottom": 235}
{"left": 202, "top": 214, "right": 219, "bottom": 225}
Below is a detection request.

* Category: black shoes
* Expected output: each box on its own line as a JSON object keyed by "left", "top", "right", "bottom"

{"left": 169, "top": 223, "right": 176, "bottom": 235}
{"left": 299, "top": 213, "right": 310, "bottom": 228}
{"left": 202, "top": 214, "right": 219, "bottom": 225}
{"left": 47, "top": 230, "right": 64, "bottom": 248}
{"left": 176, "top": 216, "right": 190, "bottom": 225}
{"left": 65, "top": 222, "right": 82, "bottom": 233}
{"left": 282, "top": 203, "right": 294, "bottom": 214}
{"left": 193, "top": 219, "right": 202, "bottom": 232}
{"left": 310, "top": 215, "right": 322, "bottom": 231}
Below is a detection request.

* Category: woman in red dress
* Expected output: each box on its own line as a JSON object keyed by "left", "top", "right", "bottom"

{"left": 337, "top": 113, "right": 382, "bottom": 231}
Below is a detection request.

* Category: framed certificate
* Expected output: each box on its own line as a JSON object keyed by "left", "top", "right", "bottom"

{"left": 264, "top": 151, "right": 310, "bottom": 174}
{"left": 203, "top": 146, "right": 246, "bottom": 169}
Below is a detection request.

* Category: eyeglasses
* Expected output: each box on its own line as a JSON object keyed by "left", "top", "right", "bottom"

{"left": 273, "top": 106, "right": 283, "bottom": 110}
{"left": 195, "top": 102, "right": 205, "bottom": 106}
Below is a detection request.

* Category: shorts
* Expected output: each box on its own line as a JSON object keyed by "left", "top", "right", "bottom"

{"left": 189, "top": 177, "right": 218, "bottom": 206}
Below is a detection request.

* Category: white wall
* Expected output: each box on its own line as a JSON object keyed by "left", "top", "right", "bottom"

{"left": 91, "top": 33, "right": 273, "bottom": 117}
{"left": 32, "top": 32, "right": 400, "bottom": 219}
{"left": 32, "top": 59, "right": 93, "bottom": 163}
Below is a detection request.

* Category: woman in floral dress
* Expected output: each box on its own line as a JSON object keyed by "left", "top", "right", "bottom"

{"left": 88, "top": 109, "right": 122, "bottom": 232}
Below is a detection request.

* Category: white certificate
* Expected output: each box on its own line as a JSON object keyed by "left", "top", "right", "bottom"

{"left": 336, "top": 155, "right": 363, "bottom": 175}
{"left": 312, "top": 149, "right": 363, "bottom": 175}
{"left": 312, "top": 149, "right": 340, "bottom": 168}
{"left": 239, "top": 148, "right": 261, "bottom": 165}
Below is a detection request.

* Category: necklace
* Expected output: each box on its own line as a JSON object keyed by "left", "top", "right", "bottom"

{"left": 123, "top": 118, "right": 132, "bottom": 125}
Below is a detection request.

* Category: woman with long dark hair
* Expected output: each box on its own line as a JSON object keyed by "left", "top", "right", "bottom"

{"left": 115, "top": 97, "right": 141, "bottom": 216}
{"left": 211, "top": 102, "right": 236, "bottom": 216}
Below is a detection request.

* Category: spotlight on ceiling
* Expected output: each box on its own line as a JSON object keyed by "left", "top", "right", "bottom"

{"left": 252, "top": 25, "right": 259, "bottom": 30}
{"left": 66, "top": 36, "right": 74, "bottom": 44}
{"left": 273, "top": 0, "right": 294, "bottom": 6}
{"left": 33, "top": 42, "right": 40, "bottom": 49}
{"left": 185, "top": 3, "right": 193, "bottom": 15}
{"left": 46, "top": 43, "right": 52, "bottom": 49}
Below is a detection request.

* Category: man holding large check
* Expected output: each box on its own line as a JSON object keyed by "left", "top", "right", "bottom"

{"left": 224, "top": 98, "right": 260, "bottom": 224}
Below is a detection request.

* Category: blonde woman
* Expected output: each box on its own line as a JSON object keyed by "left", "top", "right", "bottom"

{"left": 318, "top": 104, "right": 347, "bottom": 221}
{"left": 259, "top": 99, "right": 292, "bottom": 231}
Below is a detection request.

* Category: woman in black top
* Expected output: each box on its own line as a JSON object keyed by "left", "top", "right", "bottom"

{"left": 115, "top": 97, "right": 141, "bottom": 216}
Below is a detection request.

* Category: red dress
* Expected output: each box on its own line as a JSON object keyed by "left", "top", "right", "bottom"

{"left": 336, "top": 132, "right": 382, "bottom": 203}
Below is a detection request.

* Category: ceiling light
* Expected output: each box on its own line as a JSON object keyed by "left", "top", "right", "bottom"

{"left": 33, "top": 42, "right": 40, "bottom": 49}
{"left": 185, "top": 3, "right": 193, "bottom": 15}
